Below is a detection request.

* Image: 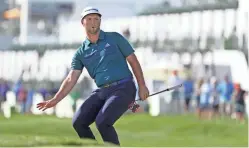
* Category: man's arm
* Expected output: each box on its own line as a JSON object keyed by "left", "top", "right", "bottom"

{"left": 114, "top": 32, "right": 149, "bottom": 100}
{"left": 55, "top": 46, "right": 84, "bottom": 101}
{"left": 53, "top": 70, "right": 82, "bottom": 102}
{"left": 126, "top": 53, "right": 146, "bottom": 87}
{"left": 37, "top": 48, "right": 84, "bottom": 111}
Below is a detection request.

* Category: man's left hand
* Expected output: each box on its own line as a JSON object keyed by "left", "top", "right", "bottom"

{"left": 139, "top": 85, "right": 149, "bottom": 101}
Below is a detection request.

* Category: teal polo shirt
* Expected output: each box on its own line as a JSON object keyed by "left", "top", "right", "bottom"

{"left": 71, "top": 30, "right": 134, "bottom": 87}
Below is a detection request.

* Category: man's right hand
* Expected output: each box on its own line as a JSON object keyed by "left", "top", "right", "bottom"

{"left": 36, "top": 70, "right": 82, "bottom": 111}
{"left": 37, "top": 98, "right": 60, "bottom": 111}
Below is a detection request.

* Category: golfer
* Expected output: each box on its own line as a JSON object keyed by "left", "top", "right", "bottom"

{"left": 37, "top": 6, "right": 149, "bottom": 146}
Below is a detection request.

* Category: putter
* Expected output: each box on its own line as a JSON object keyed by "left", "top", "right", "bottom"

{"left": 128, "top": 84, "right": 183, "bottom": 113}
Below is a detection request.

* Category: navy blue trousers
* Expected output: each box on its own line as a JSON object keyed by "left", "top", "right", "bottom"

{"left": 72, "top": 79, "right": 136, "bottom": 145}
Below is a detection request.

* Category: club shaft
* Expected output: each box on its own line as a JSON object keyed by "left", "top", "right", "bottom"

{"left": 137, "top": 84, "right": 182, "bottom": 101}
{"left": 149, "top": 89, "right": 169, "bottom": 97}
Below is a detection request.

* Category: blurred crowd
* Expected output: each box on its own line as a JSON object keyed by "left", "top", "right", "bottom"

{"left": 169, "top": 70, "right": 248, "bottom": 123}
{"left": 0, "top": 69, "right": 248, "bottom": 123}
{"left": 0, "top": 78, "right": 58, "bottom": 114}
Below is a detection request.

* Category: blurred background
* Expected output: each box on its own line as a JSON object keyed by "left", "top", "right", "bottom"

{"left": 0, "top": 0, "right": 248, "bottom": 147}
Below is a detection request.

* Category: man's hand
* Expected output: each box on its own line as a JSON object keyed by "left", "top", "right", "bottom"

{"left": 36, "top": 69, "right": 82, "bottom": 111}
{"left": 138, "top": 85, "right": 149, "bottom": 101}
{"left": 37, "top": 98, "right": 60, "bottom": 111}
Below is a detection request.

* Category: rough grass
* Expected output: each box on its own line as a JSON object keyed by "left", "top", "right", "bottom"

{"left": 0, "top": 113, "right": 247, "bottom": 147}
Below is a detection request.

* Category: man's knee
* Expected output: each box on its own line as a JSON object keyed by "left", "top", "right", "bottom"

{"left": 72, "top": 114, "right": 89, "bottom": 131}
{"left": 95, "top": 112, "right": 118, "bottom": 133}
{"left": 95, "top": 117, "right": 109, "bottom": 131}
{"left": 72, "top": 116, "right": 96, "bottom": 139}
{"left": 72, "top": 118, "right": 81, "bottom": 130}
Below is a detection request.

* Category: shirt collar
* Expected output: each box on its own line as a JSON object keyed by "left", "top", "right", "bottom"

{"left": 84, "top": 30, "right": 105, "bottom": 47}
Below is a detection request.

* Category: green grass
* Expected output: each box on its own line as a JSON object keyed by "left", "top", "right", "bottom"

{"left": 0, "top": 113, "right": 247, "bottom": 147}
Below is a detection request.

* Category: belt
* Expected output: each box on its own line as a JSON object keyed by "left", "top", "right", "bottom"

{"left": 100, "top": 77, "right": 133, "bottom": 88}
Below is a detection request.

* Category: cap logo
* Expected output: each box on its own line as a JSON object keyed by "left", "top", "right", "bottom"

{"left": 84, "top": 8, "right": 99, "bottom": 12}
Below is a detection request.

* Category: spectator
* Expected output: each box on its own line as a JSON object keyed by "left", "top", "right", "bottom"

{"left": 195, "top": 78, "right": 204, "bottom": 117}
{"left": 199, "top": 78, "right": 212, "bottom": 120}
{"left": 13, "top": 70, "right": 24, "bottom": 96}
{"left": 25, "top": 87, "right": 35, "bottom": 114}
{"left": 17, "top": 85, "right": 27, "bottom": 114}
{"left": 0, "top": 79, "right": 10, "bottom": 113}
{"left": 70, "top": 89, "right": 81, "bottom": 112}
{"left": 168, "top": 70, "right": 183, "bottom": 114}
{"left": 210, "top": 77, "right": 220, "bottom": 119}
{"left": 39, "top": 87, "right": 50, "bottom": 101}
{"left": 218, "top": 75, "right": 234, "bottom": 116}
{"left": 233, "top": 83, "right": 247, "bottom": 123}
{"left": 183, "top": 75, "right": 194, "bottom": 113}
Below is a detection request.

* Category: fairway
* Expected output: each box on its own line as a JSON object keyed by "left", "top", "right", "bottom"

{"left": 0, "top": 113, "right": 248, "bottom": 147}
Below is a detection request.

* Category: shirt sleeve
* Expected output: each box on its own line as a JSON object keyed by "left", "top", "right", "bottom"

{"left": 71, "top": 49, "right": 84, "bottom": 70}
{"left": 114, "top": 32, "right": 134, "bottom": 57}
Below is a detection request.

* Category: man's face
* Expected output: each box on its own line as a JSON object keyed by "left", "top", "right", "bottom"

{"left": 82, "top": 13, "right": 101, "bottom": 35}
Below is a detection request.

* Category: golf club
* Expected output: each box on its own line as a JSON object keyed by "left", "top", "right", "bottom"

{"left": 128, "top": 83, "right": 183, "bottom": 112}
